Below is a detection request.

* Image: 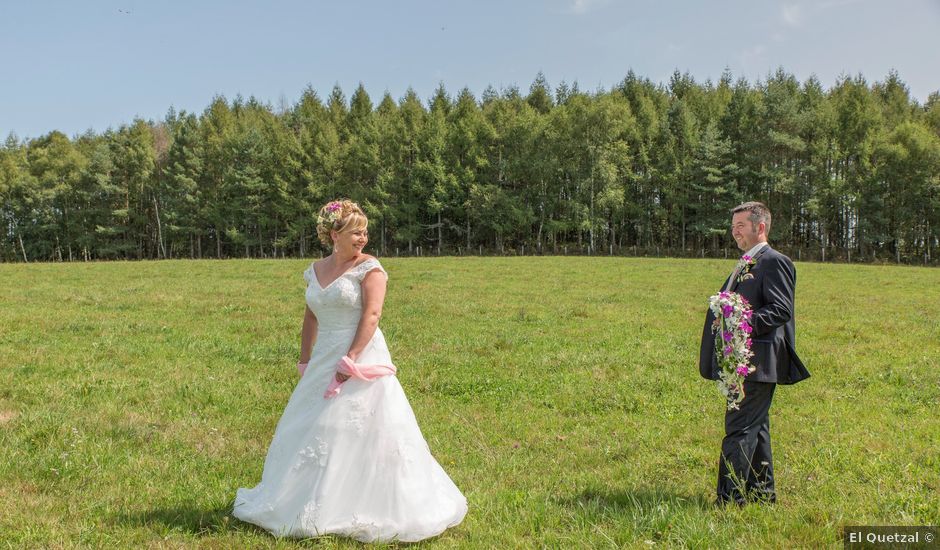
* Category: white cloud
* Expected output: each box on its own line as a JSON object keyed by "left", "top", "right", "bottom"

{"left": 782, "top": 3, "right": 803, "bottom": 26}
{"left": 740, "top": 44, "right": 767, "bottom": 67}
{"left": 569, "top": 0, "right": 610, "bottom": 15}
{"left": 819, "top": 0, "right": 866, "bottom": 9}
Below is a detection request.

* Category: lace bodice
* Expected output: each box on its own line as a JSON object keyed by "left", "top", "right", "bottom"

{"left": 303, "top": 258, "right": 387, "bottom": 331}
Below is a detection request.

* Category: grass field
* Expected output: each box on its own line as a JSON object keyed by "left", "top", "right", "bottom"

{"left": 1, "top": 256, "right": 938, "bottom": 548}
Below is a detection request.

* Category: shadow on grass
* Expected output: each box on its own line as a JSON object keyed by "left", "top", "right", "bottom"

{"left": 561, "top": 488, "right": 712, "bottom": 517}
{"left": 115, "top": 501, "right": 256, "bottom": 537}
{"left": 116, "top": 502, "right": 447, "bottom": 546}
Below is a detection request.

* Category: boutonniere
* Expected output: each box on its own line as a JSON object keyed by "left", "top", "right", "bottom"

{"left": 736, "top": 254, "right": 757, "bottom": 282}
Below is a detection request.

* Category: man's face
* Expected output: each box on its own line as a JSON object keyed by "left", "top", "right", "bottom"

{"left": 731, "top": 211, "right": 761, "bottom": 251}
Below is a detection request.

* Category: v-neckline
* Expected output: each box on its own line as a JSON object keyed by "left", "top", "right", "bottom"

{"left": 313, "top": 258, "right": 367, "bottom": 290}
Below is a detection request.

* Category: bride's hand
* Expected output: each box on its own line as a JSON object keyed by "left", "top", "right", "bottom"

{"left": 336, "top": 354, "right": 356, "bottom": 382}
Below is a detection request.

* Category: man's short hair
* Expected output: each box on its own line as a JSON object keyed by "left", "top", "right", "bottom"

{"left": 732, "top": 201, "right": 772, "bottom": 235}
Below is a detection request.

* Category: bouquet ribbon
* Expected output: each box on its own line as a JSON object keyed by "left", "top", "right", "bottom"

{"left": 324, "top": 355, "right": 397, "bottom": 399}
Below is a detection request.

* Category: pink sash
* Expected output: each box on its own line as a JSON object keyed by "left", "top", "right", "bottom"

{"left": 324, "top": 355, "right": 397, "bottom": 398}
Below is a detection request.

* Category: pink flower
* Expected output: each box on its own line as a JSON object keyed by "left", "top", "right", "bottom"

{"left": 740, "top": 322, "right": 752, "bottom": 334}
{"left": 723, "top": 345, "right": 733, "bottom": 357}
{"left": 746, "top": 338, "right": 753, "bottom": 347}
{"left": 722, "top": 305, "right": 734, "bottom": 318}
{"left": 736, "top": 365, "right": 749, "bottom": 376}
{"left": 327, "top": 202, "right": 342, "bottom": 212}
{"left": 741, "top": 255, "right": 752, "bottom": 262}
{"left": 722, "top": 331, "right": 733, "bottom": 342}
{"left": 719, "top": 291, "right": 730, "bottom": 299}
{"left": 743, "top": 310, "right": 753, "bottom": 320}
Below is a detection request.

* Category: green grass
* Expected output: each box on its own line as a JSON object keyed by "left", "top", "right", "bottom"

{"left": 1, "top": 257, "right": 938, "bottom": 548}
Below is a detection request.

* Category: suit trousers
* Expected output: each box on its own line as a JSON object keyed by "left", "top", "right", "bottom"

{"left": 717, "top": 380, "right": 776, "bottom": 503}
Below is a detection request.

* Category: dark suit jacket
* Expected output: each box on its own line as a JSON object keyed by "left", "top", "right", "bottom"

{"left": 699, "top": 245, "right": 810, "bottom": 385}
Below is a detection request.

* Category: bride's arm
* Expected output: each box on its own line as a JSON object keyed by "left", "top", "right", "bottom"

{"left": 346, "top": 270, "right": 387, "bottom": 361}
{"left": 299, "top": 304, "right": 318, "bottom": 364}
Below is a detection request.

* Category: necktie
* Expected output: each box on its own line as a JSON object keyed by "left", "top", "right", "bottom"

{"left": 724, "top": 258, "right": 744, "bottom": 292}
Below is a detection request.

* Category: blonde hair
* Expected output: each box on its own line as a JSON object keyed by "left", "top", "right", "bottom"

{"left": 316, "top": 199, "right": 368, "bottom": 247}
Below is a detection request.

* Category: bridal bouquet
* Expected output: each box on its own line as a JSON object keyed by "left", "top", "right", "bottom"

{"left": 708, "top": 291, "right": 755, "bottom": 410}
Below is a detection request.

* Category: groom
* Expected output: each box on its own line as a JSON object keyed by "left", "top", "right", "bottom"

{"left": 699, "top": 201, "right": 810, "bottom": 505}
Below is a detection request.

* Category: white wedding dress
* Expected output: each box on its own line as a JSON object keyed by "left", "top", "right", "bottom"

{"left": 233, "top": 258, "right": 467, "bottom": 542}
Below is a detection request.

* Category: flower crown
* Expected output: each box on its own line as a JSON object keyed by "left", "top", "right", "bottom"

{"left": 316, "top": 201, "right": 344, "bottom": 230}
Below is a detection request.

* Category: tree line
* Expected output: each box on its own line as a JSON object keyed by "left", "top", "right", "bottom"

{"left": 2, "top": 69, "right": 939, "bottom": 264}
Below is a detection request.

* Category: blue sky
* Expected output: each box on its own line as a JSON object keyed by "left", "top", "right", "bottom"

{"left": 2, "top": 0, "right": 939, "bottom": 139}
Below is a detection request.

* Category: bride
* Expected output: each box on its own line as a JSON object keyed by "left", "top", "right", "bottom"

{"left": 233, "top": 200, "right": 467, "bottom": 542}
